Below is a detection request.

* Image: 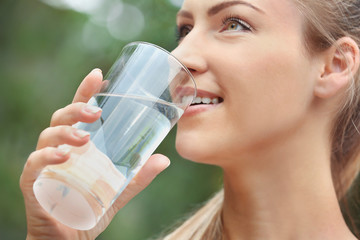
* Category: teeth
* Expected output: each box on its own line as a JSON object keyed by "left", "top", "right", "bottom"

{"left": 212, "top": 98, "right": 219, "bottom": 104}
{"left": 202, "top": 98, "right": 211, "bottom": 104}
{"left": 182, "top": 96, "right": 194, "bottom": 104}
{"left": 181, "top": 96, "right": 222, "bottom": 105}
{"left": 194, "top": 97, "right": 202, "bottom": 104}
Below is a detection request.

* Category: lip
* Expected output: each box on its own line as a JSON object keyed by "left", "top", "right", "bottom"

{"left": 176, "top": 87, "right": 222, "bottom": 99}
{"left": 175, "top": 86, "right": 197, "bottom": 98}
{"left": 194, "top": 89, "right": 222, "bottom": 99}
{"left": 183, "top": 104, "right": 220, "bottom": 117}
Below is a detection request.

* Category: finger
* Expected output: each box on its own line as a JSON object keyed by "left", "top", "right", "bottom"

{"left": 50, "top": 102, "right": 102, "bottom": 127}
{"left": 73, "top": 68, "right": 103, "bottom": 103}
{"left": 37, "top": 126, "right": 90, "bottom": 150}
{"left": 112, "top": 154, "right": 170, "bottom": 211}
{"left": 19, "top": 147, "right": 70, "bottom": 192}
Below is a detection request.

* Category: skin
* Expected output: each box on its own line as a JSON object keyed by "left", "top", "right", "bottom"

{"left": 20, "top": 69, "right": 170, "bottom": 240}
{"left": 20, "top": 0, "right": 360, "bottom": 239}
{"left": 174, "top": 0, "right": 323, "bottom": 164}
{"left": 172, "top": 0, "right": 359, "bottom": 239}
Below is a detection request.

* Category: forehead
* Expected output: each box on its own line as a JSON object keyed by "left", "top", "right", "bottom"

{"left": 180, "top": 0, "right": 300, "bottom": 23}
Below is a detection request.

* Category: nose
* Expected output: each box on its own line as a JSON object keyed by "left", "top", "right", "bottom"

{"left": 171, "top": 37, "right": 208, "bottom": 75}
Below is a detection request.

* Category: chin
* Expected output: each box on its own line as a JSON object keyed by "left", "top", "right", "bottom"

{"left": 175, "top": 122, "right": 228, "bottom": 164}
{"left": 175, "top": 132, "right": 203, "bottom": 162}
{"left": 175, "top": 133, "right": 220, "bottom": 164}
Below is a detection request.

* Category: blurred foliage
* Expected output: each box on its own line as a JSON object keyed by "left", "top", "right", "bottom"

{"left": 0, "top": 0, "right": 222, "bottom": 239}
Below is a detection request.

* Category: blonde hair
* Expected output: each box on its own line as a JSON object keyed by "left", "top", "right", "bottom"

{"left": 159, "top": 1, "right": 360, "bottom": 239}
{"left": 293, "top": 0, "right": 360, "bottom": 198}
{"left": 158, "top": 189, "right": 224, "bottom": 240}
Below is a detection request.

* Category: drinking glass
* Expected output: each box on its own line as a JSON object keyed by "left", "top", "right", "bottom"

{"left": 33, "top": 42, "right": 196, "bottom": 230}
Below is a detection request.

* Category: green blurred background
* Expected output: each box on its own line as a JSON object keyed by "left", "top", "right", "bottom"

{"left": 0, "top": 0, "right": 222, "bottom": 239}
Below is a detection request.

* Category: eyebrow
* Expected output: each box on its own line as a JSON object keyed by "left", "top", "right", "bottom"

{"left": 177, "top": 10, "right": 193, "bottom": 19}
{"left": 208, "top": 1, "right": 265, "bottom": 16}
{"left": 177, "top": 1, "right": 264, "bottom": 20}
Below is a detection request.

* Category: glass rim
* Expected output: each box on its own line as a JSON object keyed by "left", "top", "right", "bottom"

{"left": 123, "top": 41, "right": 197, "bottom": 98}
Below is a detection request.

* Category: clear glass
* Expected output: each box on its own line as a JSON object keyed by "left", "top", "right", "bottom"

{"left": 33, "top": 42, "right": 196, "bottom": 230}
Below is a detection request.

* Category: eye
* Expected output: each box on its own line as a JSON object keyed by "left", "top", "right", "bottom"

{"left": 221, "top": 16, "right": 252, "bottom": 32}
{"left": 176, "top": 25, "right": 193, "bottom": 42}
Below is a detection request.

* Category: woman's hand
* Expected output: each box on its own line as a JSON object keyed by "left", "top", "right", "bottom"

{"left": 19, "top": 69, "right": 170, "bottom": 240}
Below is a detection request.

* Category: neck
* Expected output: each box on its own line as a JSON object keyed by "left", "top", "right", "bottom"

{"left": 219, "top": 116, "right": 356, "bottom": 240}
{"left": 221, "top": 165, "right": 351, "bottom": 240}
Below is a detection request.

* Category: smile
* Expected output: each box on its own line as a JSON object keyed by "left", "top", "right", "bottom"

{"left": 189, "top": 96, "right": 223, "bottom": 105}
{"left": 179, "top": 88, "right": 224, "bottom": 117}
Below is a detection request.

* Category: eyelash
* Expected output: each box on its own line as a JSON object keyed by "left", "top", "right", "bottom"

{"left": 176, "top": 25, "right": 192, "bottom": 42}
{"left": 175, "top": 15, "right": 253, "bottom": 42}
{"left": 221, "top": 15, "right": 253, "bottom": 32}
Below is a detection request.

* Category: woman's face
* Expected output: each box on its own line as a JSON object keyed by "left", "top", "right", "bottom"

{"left": 173, "top": 0, "right": 321, "bottom": 164}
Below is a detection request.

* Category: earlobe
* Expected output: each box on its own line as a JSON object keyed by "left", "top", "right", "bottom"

{"left": 314, "top": 37, "right": 360, "bottom": 99}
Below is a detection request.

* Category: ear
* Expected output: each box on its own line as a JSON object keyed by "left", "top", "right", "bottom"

{"left": 314, "top": 37, "right": 360, "bottom": 99}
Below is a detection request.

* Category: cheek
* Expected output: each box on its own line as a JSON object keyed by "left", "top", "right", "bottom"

{"left": 220, "top": 44, "right": 315, "bottom": 147}
{"left": 175, "top": 38, "right": 317, "bottom": 161}
{"left": 224, "top": 39, "right": 314, "bottom": 109}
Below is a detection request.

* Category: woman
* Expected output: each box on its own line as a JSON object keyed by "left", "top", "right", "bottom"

{"left": 20, "top": 0, "right": 360, "bottom": 239}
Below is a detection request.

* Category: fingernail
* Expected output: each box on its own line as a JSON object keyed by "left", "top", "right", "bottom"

{"left": 165, "top": 160, "right": 171, "bottom": 168}
{"left": 83, "top": 105, "right": 102, "bottom": 114}
{"left": 56, "top": 144, "right": 71, "bottom": 157}
{"left": 92, "top": 68, "right": 102, "bottom": 74}
{"left": 74, "top": 129, "right": 90, "bottom": 139}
